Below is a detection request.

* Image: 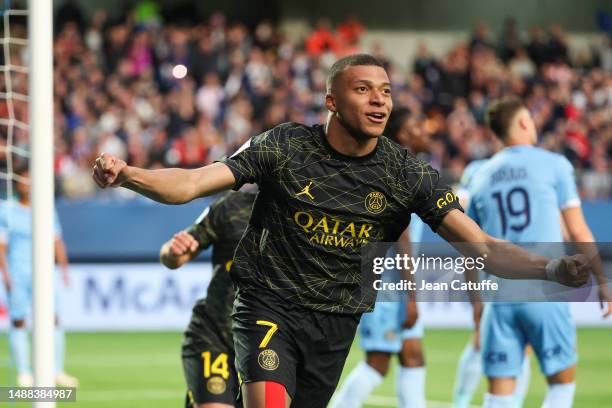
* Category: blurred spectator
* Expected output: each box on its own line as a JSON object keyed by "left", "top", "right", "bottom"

{"left": 55, "top": 0, "right": 85, "bottom": 35}
{"left": 470, "top": 22, "right": 494, "bottom": 53}
{"left": 498, "top": 18, "right": 523, "bottom": 63}
{"left": 527, "top": 26, "right": 550, "bottom": 66}
{"left": 2, "top": 5, "right": 607, "bottom": 200}
{"left": 306, "top": 18, "right": 338, "bottom": 56}
{"left": 509, "top": 48, "right": 536, "bottom": 79}
{"left": 196, "top": 72, "right": 225, "bottom": 121}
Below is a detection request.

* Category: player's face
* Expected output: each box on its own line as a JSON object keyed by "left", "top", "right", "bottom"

{"left": 327, "top": 65, "right": 393, "bottom": 139}
{"left": 398, "top": 115, "right": 430, "bottom": 154}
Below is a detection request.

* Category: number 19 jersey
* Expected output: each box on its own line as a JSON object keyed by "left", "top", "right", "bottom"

{"left": 467, "top": 145, "right": 580, "bottom": 243}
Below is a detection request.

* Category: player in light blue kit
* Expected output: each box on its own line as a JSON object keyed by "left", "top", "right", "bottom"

{"left": 453, "top": 157, "right": 533, "bottom": 408}
{"left": 467, "top": 96, "right": 611, "bottom": 408}
{"left": 0, "top": 166, "right": 78, "bottom": 387}
{"left": 330, "top": 108, "right": 429, "bottom": 408}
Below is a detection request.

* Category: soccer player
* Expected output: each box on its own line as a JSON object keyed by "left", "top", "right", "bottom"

{"left": 0, "top": 165, "right": 78, "bottom": 387}
{"left": 93, "top": 54, "right": 589, "bottom": 408}
{"left": 466, "top": 96, "right": 611, "bottom": 408}
{"left": 160, "top": 189, "right": 256, "bottom": 408}
{"left": 453, "top": 157, "right": 532, "bottom": 408}
{"left": 330, "top": 108, "right": 429, "bottom": 408}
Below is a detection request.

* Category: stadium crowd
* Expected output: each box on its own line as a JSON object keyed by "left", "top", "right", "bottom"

{"left": 1, "top": 3, "right": 611, "bottom": 199}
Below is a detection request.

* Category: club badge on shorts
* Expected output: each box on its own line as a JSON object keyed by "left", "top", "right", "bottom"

{"left": 258, "top": 349, "right": 280, "bottom": 371}
{"left": 207, "top": 377, "right": 227, "bottom": 395}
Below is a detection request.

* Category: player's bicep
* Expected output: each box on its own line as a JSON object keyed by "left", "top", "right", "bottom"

{"left": 191, "top": 162, "right": 237, "bottom": 198}
{"left": 437, "top": 209, "right": 489, "bottom": 242}
{"left": 437, "top": 210, "right": 500, "bottom": 260}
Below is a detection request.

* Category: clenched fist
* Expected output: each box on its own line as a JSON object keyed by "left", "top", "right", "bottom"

{"left": 547, "top": 254, "right": 590, "bottom": 288}
{"left": 92, "top": 153, "right": 127, "bottom": 188}
{"left": 169, "top": 231, "right": 200, "bottom": 256}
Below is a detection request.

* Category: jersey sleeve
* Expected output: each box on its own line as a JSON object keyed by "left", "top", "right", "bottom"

{"left": 466, "top": 195, "right": 480, "bottom": 225}
{"left": 186, "top": 206, "right": 216, "bottom": 250}
{"left": 411, "top": 162, "right": 464, "bottom": 231}
{"left": 457, "top": 159, "right": 486, "bottom": 204}
{"left": 219, "top": 125, "right": 285, "bottom": 190}
{"left": 186, "top": 196, "right": 228, "bottom": 249}
{"left": 554, "top": 156, "right": 581, "bottom": 210}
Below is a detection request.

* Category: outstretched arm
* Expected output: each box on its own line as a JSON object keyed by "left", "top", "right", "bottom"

{"left": 92, "top": 153, "right": 236, "bottom": 204}
{"left": 437, "top": 210, "right": 589, "bottom": 287}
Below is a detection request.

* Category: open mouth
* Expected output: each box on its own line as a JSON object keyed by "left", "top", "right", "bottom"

{"left": 366, "top": 112, "right": 386, "bottom": 124}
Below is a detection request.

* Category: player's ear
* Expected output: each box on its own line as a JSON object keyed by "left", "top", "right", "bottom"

{"left": 325, "top": 93, "right": 337, "bottom": 113}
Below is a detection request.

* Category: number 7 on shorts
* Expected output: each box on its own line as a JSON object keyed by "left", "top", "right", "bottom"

{"left": 256, "top": 320, "right": 278, "bottom": 348}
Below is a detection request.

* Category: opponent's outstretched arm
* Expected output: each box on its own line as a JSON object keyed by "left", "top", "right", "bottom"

{"left": 437, "top": 209, "right": 589, "bottom": 287}
{"left": 92, "top": 153, "right": 236, "bottom": 204}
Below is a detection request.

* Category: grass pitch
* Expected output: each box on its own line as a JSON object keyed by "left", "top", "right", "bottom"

{"left": 0, "top": 328, "right": 610, "bottom": 407}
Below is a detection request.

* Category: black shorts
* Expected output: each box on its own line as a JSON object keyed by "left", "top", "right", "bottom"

{"left": 182, "top": 314, "right": 240, "bottom": 407}
{"left": 232, "top": 290, "right": 360, "bottom": 408}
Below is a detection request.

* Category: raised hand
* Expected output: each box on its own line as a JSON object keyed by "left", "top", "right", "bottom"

{"left": 548, "top": 254, "right": 590, "bottom": 288}
{"left": 169, "top": 231, "right": 200, "bottom": 256}
{"left": 92, "top": 153, "right": 127, "bottom": 188}
{"left": 598, "top": 287, "right": 612, "bottom": 319}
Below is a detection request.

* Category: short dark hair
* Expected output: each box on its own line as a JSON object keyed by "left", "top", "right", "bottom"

{"left": 384, "top": 107, "right": 412, "bottom": 143}
{"left": 326, "top": 53, "right": 385, "bottom": 92}
{"left": 486, "top": 96, "right": 524, "bottom": 140}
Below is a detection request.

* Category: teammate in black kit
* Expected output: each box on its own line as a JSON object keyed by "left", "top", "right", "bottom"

{"left": 160, "top": 190, "right": 255, "bottom": 407}
{"left": 93, "top": 54, "right": 590, "bottom": 408}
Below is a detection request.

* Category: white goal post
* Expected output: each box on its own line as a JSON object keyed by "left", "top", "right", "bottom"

{"left": 28, "top": 0, "right": 55, "bottom": 402}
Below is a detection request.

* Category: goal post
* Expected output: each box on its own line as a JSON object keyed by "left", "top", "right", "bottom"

{"left": 28, "top": 0, "right": 55, "bottom": 400}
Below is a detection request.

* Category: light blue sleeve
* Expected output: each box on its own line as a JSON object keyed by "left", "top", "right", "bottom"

{"left": 459, "top": 162, "right": 476, "bottom": 190}
{"left": 554, "top": 156, "right": 581, "bottom": 210}
{"left": 53, "top": 207, "right": 63, "bottom": 238}
{"left": 458, "top": 159, "right": 487, "bottom": 204}
{"left": 459, "top": 160, "right": 487, "bottom": 190}
{"left": 466, "top": 196, "right": 480, "bottom": 225}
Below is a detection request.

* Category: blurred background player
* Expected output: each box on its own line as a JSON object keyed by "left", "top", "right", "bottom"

{"left": 330, "top": 108, "right": 431, "bottom": 408}
{"left": 453, "top": 155, "right": 532, "bottom": 408}
{"left": 466, "top": 96, "right": 611, "bottom": 408}
{"left": 0, "top": 165, "right": 78, "bottom": 387}
{"left": 160, "top": 188, "right": 256, "bottom": 407}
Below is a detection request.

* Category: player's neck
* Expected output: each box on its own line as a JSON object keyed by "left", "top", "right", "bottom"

{"left": 505, "top": 135, "right": 533, "bottom": 147}
{"left": 325, "top": 117, "right": 378, "bottom": 157}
